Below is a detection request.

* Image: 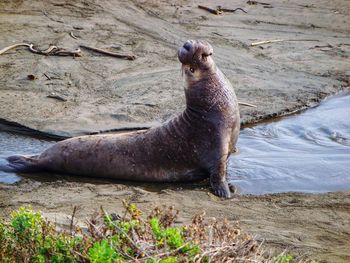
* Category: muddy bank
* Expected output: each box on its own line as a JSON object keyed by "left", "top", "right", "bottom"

{"left": 0, "top": 0, "right": 349, "bottom": 137}
{"left": 1, "top": 180, "right": 350, "bottom": 262}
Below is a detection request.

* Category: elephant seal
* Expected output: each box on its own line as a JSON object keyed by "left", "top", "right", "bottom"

{"left": 3, "top": 40, "right": 240, "bottom": 198}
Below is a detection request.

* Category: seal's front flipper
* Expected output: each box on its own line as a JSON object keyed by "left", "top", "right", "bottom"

{"left": 207, "top": 153, "right": 232, "bottom": 198}
{"left": 210, "top": 179, "right": 231, "bottom": 198}
{"left": 228, "top": 182, "right": 237, "bottom": 194}
{"left": 1, "top": 155, "right": 41, "bottom": 173}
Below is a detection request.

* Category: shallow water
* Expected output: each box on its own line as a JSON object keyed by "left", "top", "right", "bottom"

{"left": 0, "top": 133, "right": 55, "bottom": 184}
{"left": 0, "top": 94, "right": 349, "bottom": 194}
{"left": 228, "top": 93, "right": 350, "bottom": 194}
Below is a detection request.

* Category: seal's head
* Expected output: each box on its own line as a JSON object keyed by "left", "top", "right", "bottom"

{"left": 178, "top": 40, "right": 215, "bottom": 83}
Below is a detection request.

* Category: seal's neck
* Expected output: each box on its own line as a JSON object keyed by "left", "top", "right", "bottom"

{"left": 183, "top": 69, "right": 237, "bottom": 128}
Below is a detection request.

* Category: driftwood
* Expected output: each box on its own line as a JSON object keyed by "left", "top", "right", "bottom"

{"left": 251, "top": 39, "right": 319, "bottom": 46}
{"left": 0, "top": 43, "right": 81, "bottom": 56}
{"left": 79, "top": 45, "right": 136, "bottom": 60}
{"left": 0, "top": 43, "right": 31, "bottom": 55}
{"left": 198, "top": 5, "right": 222, "bottom": 15}
{"left": 198, "top": 5, "right": 247, "bottom": 15}
{"left": 238, "top": 101, "right": 257, "bottom": 108}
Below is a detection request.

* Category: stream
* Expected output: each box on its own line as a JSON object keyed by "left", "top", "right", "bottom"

{"left": 228, "top": 93, "right": 350, "bottom": 194}
{"left": 1, "top": 93, "right": 349, "bottom": 195}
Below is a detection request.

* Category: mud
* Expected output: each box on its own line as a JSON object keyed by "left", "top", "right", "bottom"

{"left": 1, "top": 0, "right": 350, "bottom": 262}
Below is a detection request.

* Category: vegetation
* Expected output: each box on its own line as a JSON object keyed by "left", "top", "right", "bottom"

{"left": 0, "top": 202, "right": 314, "bottom": 262}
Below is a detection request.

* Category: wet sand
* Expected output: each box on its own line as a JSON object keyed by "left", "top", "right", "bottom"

{"left": 0, "top": 0, "right": 350, "bottom": 262}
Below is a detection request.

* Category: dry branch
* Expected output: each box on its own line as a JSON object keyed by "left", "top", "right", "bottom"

{"left": 251, "top": 39, "right": 320, "bottom": 46}
{"left": 80, "top": 45, "right": 136, "bottom": 60}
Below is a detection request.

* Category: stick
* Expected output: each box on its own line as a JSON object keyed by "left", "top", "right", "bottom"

{"left": 43, "top": 73, "right": 51, "bottom": 80}
{"left": 100, "top": 207, "right": 150, "bottom": 258}
{"left": 69, "top": 31, "right": 79, "bottom": 40}
{"left": 251, "top": 39, "right": 319, "bottom": 46}
{"left": 29, "top": 44, "right": 81, "bottom": 56}
{"left": 247, "top": 0, "right": 271, "bottom": 6}
{"left": 217, "top": 7, "right": 247, "bottom": 13}
{"left": 47, "top": 93, "right": 67, "bottom": 102}
{"left": 0, "top": 43, "right": 30, "bottom": 55}
{"left": 238, "top": 101, "right": 257, "bottom": 108}
{"left": 70, "top": 206, "right": 78, "bottom": 235}
{"left": 0, "top": 43, "right": 81, "bottom": 57}
{"left": 198, "top": 5, "right": 222, "bottom": 15}
{"left": 29, "top": 44, "right": 57, "bottom": 54}
{"left": 251, "top": 39, "right": 284, "bottom": 46}
{"left": 80, "top": 45, "right": 136, "bottom": 60}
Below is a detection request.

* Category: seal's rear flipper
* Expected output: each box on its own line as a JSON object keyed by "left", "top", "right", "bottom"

{"left": 1, "top": 155, "right": 41, "bottom": 173}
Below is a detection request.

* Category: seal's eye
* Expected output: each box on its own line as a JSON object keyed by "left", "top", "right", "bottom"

{"left": 190, "top": 67, "right": 195, "bottom": 73}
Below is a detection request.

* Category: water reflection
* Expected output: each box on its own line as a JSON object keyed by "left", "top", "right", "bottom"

{"left": 228, "top": 93, "right": 350, "bottom": 194}
{"left": 0, "top": 133, "right": 54, "bottom": 183}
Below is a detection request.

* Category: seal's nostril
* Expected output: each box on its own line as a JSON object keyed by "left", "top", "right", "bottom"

{"left": 183, "top": 42, "right": 192, "bottom": 51}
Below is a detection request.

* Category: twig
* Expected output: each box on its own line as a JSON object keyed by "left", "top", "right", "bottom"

{"left": 86, "top": 219, "right": 104, "bottom": 238}
{"left": 217, "top": 6, "right": 247, "bottom": 13}
{"left": 149, "top": 242, "right": 191, "bottom": 259}
{"left": 42, "top": 10, "right": 64, "bottom": 23}
{"left": 238, "top": 101, "right": 257, "bottom": 108}
{"left": 70, "top": 206, "right": 78, "bottom": 235}
{"left": 251, "top": 39, "right": 319, "bottom": 46}
{"left": 247, "top": 0, "right": 271, "bottom": 6}
{"left": 0, "top": 43, "right": 30, "bottom": 55}
{"left": 29, "top": 44, "right": 57, "bottom": 54}
{"left": 29, "top": 44, "right": 81, "bottom": 56}
{"left": 47, "top": 93, "right": 67, "bottom": 102}
{"left": 69, "top": 31, "right": 79, "bottom": 40}
{"left": 43, "top": 73, "right": 51, "bottom": 80}
{"left": 71, "top": 250, "right": 89, "bottom": 261}
{"left": 80, "top": 45, "right": 136, "bottom": 60}
{"left": 309, "top": 44, "right": 333, "bottom": 49}
{"left": 100, "top": 207, "right": 150, "bottom": 258}
{"left": 0, "top": 42, "right": 81, "bottom": 57}
{"left": 198, "top": 5, "right": 222, "bottom": 15}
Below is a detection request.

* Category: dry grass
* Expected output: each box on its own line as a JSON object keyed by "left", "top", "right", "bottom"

{"left": 0, "top": 202, "right": 300, "bottom": 262}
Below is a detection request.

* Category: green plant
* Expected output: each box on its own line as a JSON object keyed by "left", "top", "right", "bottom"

{"left": 1, "top": 203, "right": 294, "bottom": 262}
{"left": 272, "top": 254, "right": 293, "bottom": 263}
{"left": 89, "top": 239, "right": 120, "bottom": 263}
{"left": 164, "top": 227, "right": 184, "bottom": 249}
{"left": 11, "top": 206, "right": 43, "bottom": 243}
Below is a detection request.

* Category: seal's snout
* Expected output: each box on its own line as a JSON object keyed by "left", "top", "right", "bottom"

{"left": 178, "top": 40, "right": 214, "bottom": 66}
{"left": 183, "top": 41, "right": 192, "bottom": 51}
{"left": 178, "top": 40, "right": 194, "bottom": 64}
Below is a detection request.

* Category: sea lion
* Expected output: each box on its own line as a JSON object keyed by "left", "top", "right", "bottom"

{"left": 2, "top": 40, "right": 240, "bottom": 198}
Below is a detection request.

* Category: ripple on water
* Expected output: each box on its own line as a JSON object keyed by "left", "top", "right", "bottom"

{"left": 228, "top": 93, "right": 350, "bottom": 194}
{"left": 0, "top": 132, "right": 54, "bottom": 184}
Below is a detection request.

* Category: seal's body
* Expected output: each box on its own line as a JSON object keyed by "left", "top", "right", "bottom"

{"left": 3, "top": 40, "right": 240, "bottom": 198}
